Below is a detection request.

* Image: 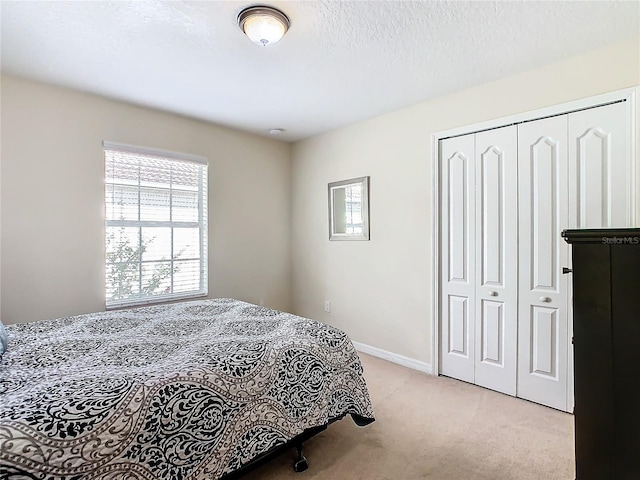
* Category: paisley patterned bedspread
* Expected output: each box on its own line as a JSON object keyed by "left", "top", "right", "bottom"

{"left": 0, "top": 298, "right": 374, "bottom": 479}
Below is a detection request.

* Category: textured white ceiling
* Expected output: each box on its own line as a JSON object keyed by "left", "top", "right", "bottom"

{"left": 1, "top": 1, "right": 638, "bottom": 142}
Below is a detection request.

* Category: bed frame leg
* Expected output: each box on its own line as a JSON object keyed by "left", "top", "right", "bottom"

{"left": 293, "top": 443, "right": 308, "bottom": 473}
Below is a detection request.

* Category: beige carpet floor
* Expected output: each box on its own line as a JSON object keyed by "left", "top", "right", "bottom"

{"left": 243, "top": 353, "right": 575, "bottom": 480}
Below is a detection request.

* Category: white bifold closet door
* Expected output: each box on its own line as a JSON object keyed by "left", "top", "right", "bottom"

{"left": 440, "top": 125, "right": 518, "bottom": 396}
{"left": 568, "top": 102, "right": 632, "bottom": 229}
{"left": 474, "top": 127, "right": 518, "bottom": 396}
{"left": 440, "top": 100, "right": 632, "bottom": 412}
{"left": 517, "top": 102, "right": 631, "bottom": 411}
{"left": 517, "top": 115, "right": 570, "bottom": 411}
{"left": 440, "top": 133, "right": 476, "bottom": 384}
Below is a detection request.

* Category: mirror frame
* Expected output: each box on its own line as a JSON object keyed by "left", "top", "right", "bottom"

{"left": 328, "top": 176, "right": 370, "bottom": 241}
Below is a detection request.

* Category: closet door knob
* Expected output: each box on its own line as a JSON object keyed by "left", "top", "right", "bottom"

{"left": 539, "top": 296, "right": 552, "bottom": 303}
{"left": 489, "top": 291, "right": 498, "bottom": 297}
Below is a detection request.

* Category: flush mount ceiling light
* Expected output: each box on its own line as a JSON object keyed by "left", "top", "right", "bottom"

{"left": 238, "top": 5, "right": 290, "bottom": 46}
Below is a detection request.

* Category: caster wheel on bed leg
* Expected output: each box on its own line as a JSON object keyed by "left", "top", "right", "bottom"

{"left": 293, "top": 456, "right": 308, "bottom": 472}
{"left": 293, "top": 443, "right": 308, "bottom": 473}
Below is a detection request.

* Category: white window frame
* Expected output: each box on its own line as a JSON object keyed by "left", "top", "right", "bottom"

{"left": 104, "top": 141, "right": 208, "bottom": 309}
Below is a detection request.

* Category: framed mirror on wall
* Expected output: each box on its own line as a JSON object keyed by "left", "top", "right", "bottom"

{"left": 328, "top": 176, "right": 370, "bottom": 241}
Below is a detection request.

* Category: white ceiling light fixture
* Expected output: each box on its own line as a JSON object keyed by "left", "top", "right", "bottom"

{"left": 238, "top": 5, "right": 290, "bottom": 46}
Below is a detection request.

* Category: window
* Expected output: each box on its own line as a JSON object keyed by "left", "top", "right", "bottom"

{"left": 104, "top": 142, "right": 208, "bottom": 308}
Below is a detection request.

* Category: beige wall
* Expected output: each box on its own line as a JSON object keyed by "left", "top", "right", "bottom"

{"left": 2, "top": 37, "right": 639, "bottom": 360}
{"left": 1, "top": 75, "right": 291, "bottom": 324}
{"left": 290, "top": 38, "right": 640, "bottom": 367}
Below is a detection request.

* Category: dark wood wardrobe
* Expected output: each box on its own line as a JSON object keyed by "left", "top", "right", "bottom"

{"left": 562, "top": 228, "right": 640, "bottom": 480}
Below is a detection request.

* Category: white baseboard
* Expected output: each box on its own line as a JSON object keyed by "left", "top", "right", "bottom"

{"left": 352, "top": 341, "right": 433, "bottom": 375}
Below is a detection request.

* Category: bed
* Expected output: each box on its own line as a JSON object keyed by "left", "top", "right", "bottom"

{"left": 0, "top": 298, "right": 374, "bottom": 479}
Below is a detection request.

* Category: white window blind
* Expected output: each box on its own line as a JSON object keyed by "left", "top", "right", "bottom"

{"left": 104, "top": 141, "right": 208, "bottom": 309}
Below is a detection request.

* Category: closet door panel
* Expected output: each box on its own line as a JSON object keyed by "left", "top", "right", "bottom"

{"left": 517, "top": 115, "right": 569, "bottom": 411}
{"left": 530, "top": 307, "right": 558, "bottom": 376}
{"left": 480, "top": 300, "right": 504, "bottom": 365}
{"left": 440, "top": 134, "right": 476, "bottom": 383}
{"left": 569, "top": 102, "right": 632, "bottom": 228}
{"left": 565, "top": 100, "right": 632, "bottom": 410}
{"left": 438, "top": 97, "right": 632, "bottom": 412}
{"left": 474, "top": 126, "right": 517, "bottom": 396}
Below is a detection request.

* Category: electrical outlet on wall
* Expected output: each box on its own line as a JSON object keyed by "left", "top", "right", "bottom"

{"left": 259, "top": 297, "right": 264, "bottom": 306}
{"left": 323, "top": 300, "right": 331, "bottom": 313}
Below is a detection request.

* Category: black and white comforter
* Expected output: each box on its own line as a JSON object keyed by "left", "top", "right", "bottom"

{"left": 0, "top": 298, "right": 374, "bottom": 479}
